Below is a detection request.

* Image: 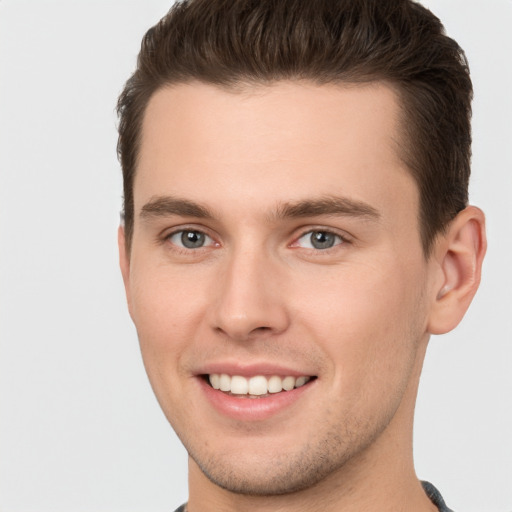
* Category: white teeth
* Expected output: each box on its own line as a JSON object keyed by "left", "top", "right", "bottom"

{"left": 209, "top": 373, "right": 220, "bottom": 389}
{"left": 295, "top": 376, "right": 307, "bottom": 388}
{"left": 219, "top": 373, "right": 231, "bottom": 392}
{"left": 282, "top": 376, "right": 295, "bottom": 391}
{"left": 230, "top": 375, "right": 249, "bottom": 394}
{"left": 208, "top": 374, "right": 311, "bottom": 395}
{"left": 267, "top": 375, "right": 283, "bottom": 393}
{"left": 248, "top": 376, "right": 268, "bottom": 396}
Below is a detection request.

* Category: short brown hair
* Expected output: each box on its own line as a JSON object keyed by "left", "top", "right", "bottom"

{"left": 117, "top": 0, "right": 472, "bottom": 255}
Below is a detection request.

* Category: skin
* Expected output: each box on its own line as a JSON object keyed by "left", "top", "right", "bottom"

{"left": 119, "top": 81, "right": 486, "bottom": 511}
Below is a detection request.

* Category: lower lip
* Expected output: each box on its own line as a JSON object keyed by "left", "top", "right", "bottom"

{"left": 198, "top": 377, "right": 315, "bottom": 421}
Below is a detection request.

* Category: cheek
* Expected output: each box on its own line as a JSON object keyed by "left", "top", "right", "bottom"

{"left": 291, "top": 258, "right": 427, "bottom": 390}
{"left": 127, "top": 267, "right": 211, "bottom": 427}
{"left": 128, "top": 263, "right": 208, "bottom": 383}
{"left": 131, "top": 258, "right": 208, "bottom": 332}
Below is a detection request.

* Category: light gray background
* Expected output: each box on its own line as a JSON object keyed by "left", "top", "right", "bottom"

{"left": 0, "top": 1, "right": 511, "bottom": 511}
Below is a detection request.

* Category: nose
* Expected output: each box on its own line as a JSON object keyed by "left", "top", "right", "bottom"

{"left": 210, "top": 248, "right": 290, "bottom": 342}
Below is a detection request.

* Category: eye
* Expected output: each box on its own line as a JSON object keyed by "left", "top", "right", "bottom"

{"left": 168, "top": 230, "right": 214, "bottom": 249}
{"left": 295, "top": 230, "right": 345, "bottom": 250}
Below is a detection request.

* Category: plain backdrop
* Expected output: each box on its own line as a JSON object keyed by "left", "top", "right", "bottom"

{"left": 0, "top": 1, "right": 511, "bottom": 511}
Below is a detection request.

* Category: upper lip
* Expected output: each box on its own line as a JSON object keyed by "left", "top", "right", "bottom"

{"left": 196, "top": 362, "right": 316, "bottom": 378}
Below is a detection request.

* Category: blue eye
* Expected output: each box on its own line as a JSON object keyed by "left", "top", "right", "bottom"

{"left": 169, "top": 230, "right": 214, "bottom": 249}
{"left": 296, "top": 230, "right": 344, "bottom": 250}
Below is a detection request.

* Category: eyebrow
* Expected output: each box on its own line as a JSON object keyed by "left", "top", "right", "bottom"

{"left": 139, "top": 194, "right": 380, "bottom": 222}
{"left": 140, "top": 196, "right": 214, "bottom": 220}
{"left": 272, "top": 196, "right": 380, "bottom": 221}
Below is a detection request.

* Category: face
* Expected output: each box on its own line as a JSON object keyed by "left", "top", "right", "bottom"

{"left": 121, "top": 81, "right": 437, "bottom": 495}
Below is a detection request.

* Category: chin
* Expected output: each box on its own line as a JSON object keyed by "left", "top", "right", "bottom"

{"left": 184, "top": 426, "right": 363, "bottom": 497}
{"left": 193, "top": 453, "right": 335, "bottom": 496}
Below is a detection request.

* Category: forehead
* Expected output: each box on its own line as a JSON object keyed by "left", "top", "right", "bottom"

{"left": 135, "top": 80, "right": 417, "bottom": 223}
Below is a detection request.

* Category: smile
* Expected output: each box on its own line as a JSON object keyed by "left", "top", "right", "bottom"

{"left": 198, "top": 369, "right": 317, "bottom": 421}
{"left": 208, "top": 374, "right": 313, "bottom": 397}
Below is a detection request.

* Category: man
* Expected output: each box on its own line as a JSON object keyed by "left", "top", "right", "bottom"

{"left": 116, "top": 0, "right": 486, "bottom": 510}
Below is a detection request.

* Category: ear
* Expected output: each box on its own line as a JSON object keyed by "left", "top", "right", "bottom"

{"left": 118, "top": 225, "right": 132, "bottom": 308}
{"left": 427, "top": 206, "right": 487, "bottom": 335}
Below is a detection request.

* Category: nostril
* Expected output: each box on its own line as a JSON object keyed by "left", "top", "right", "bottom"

{"left": 253, "top": 326, "right": 271, "bottom": 332}
{"left": 214, "top": 324, "right": 275, "bottom": 341}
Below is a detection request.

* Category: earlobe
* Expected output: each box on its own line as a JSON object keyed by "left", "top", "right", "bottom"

{"left": 427, "top": 206, "right": 487, "bottom": 335}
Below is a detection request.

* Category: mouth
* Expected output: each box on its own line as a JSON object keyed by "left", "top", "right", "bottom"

{"left": 203, "top": 373, "right": 316, "bottom": 398}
